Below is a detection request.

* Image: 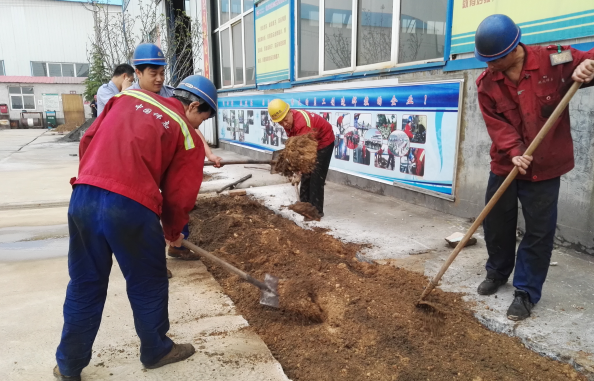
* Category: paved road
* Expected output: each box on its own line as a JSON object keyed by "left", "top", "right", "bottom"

{"left": 0, "top": 129, "right": 289, "bottom": 381}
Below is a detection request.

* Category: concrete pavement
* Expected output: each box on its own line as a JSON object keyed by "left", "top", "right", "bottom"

{"left": 0, "top": 129, "right": 289, "bottom": 381}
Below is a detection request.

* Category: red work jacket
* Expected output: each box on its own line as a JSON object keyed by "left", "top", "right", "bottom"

{"left": 284, "top": 109, "right": 335, "bottom": 150}
{"left": 73, "top": 89, "right": 205, "bottom": 241}
{"left": 477, "top": 43, "right": 594, "bottom": 181}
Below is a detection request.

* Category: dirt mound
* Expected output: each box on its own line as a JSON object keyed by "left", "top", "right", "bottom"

{"left": 288, "top": 202, "right": 321, "bottom": 221}
{"left": 274, "top": 134, "right": 317, "bottom": 176}
{"left": 56, "top": 122, "right": 79, "bottom": 133}
{"left": 188, "top": 196, "right": 584, "bottom": 381}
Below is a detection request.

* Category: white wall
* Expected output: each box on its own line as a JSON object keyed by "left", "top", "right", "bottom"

{"left": 0, "top": 83, "right": 91, "bottom": 121}
{"left": 0, "top": 0, "right": 121, "bottom": 76}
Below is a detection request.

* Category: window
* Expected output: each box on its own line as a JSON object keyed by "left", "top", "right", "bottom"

{"left": 324, "top": 0, "right": 353, "bottom": 71}
{"left": 9, "top": 87, "right": 35, "bottom": 111}
{"left": 297, "top": 0, "right": 447, "bottom": 78}
{"left": 298, "top": 0, "right": 320, "bottom": 78}
{"left": 213, "top": 0, "right": 255, "bottom": 88}
{"left": 0, "top": 60, "right": 5, "bottom": 76}
{"left": 31, "top": 62, "right": 90, "bottom": 77}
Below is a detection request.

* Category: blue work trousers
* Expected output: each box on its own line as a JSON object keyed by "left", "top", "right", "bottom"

{"left": 56, "top": 185, "right": 172, "bottom": 377}
{"left": 483, "top": 172, "right": 560, "bottom": 304}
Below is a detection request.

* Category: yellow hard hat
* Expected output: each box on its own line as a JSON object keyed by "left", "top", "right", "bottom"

{"left": 268, "top": 99, "right": 290, "bottom": 123}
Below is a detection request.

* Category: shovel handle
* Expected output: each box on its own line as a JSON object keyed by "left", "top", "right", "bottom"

{"left": 419, "top": 81, "right": 582, "bottom": 302}
{"left": 204, "top": 160, "right": 272, "bottom": 166}
{"left": 181, "top": 240, "right": 271, "bottom": 292}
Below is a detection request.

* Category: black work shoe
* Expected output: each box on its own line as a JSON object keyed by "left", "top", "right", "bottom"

{"left": 144, "top": 343, "right": 196, "bottom": 369}
{"left": 507, "top": 290, "right": 534, "bottom": 321}
{"left": 477, "top": 277, "right": 508, "bottom": 295}
{"left": 53, "top": 365, "right": 81, "bottom": 381}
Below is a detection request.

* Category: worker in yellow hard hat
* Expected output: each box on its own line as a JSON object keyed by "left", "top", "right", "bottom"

{"left": 268, "top": 99, "right": 335, "bottom": 219}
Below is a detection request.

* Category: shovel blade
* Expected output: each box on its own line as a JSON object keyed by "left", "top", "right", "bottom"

{"left": 259, "top": 273, "right": 279, "bottom": 308}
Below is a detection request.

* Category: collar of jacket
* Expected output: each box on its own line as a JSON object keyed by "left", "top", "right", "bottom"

{"left": 491, "top": 43, "right": 540, "bottom": 82}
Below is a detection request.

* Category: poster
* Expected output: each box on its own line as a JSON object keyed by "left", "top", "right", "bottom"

{"left": 255, "top": 0, "right": 291, "bottom": 83}
{"left": 42, "top": 93, "right": 60, "bottom": 112}
{"left": 451, "top": 1, "right": 594, "bottom": 54}
{"left": 217, "top": 79, "right": 463, "bottom": 199}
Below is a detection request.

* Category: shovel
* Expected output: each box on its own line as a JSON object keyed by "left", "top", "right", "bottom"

{"left": 181, "top": 240, "right": 279, "bottom": 308}
{"left": 204, "top": 149, "right": 284, "bottom": 174}
{"left": 417, "top": 81, "right": 582, "bottom": 308}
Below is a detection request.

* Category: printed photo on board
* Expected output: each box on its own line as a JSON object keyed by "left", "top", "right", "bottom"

{"left": 363, "top": 128, "right": 383, "bottom": 151}
{"left": 402, "top": 115, "right": 427, "bottom": 144}
{"left": 353, "top": 139, "right": 371, "bottom": 166}
{"left": 319, "top": 111, "right": 332, "bottom": 124}
{"left": 230, "top": 110, "right": 236, "bottom": 135}
{"left": 335, "top": 113, "right": 351, "bottom": 134}
{"left": 374, "top": 144, "right": 390, "bottom": 170}
{"left": 376, "top": 114, "right": 398, "bottom": 138}
{"left": 238, "top": 110, "right": 245, "bottom": 125}
{"left": 260, "top": 110, "right": 269, "bottom": 126}
{"left": 400, "top": 148, "right": 425, "bottom": 176}
{"left": 247, "top": 110, "right": 254, "bottom": 125}
{"left": 344, "top": 127, "right": 360, "bottom": 150}
{"left": 388, "top": 130, "right": 411, "bottom": 157}
{"left": 334, "top": 135, "right": 350, "bottom": 161}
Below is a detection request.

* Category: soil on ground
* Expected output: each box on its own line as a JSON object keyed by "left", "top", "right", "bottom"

{"left": 274, "top": 134, "right": 318, "bottom": 176}
{"left": 188, "top": 196, "right": 584, "bottom": 381}
{"left": 56, "top": 122, "right": 79, "bottom": 133}
{"left": 288, "top": 202, "right": 321, "bottom": 221}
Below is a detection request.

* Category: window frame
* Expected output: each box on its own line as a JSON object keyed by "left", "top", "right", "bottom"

{"left": 214, "top": 0, "right": 255, "bottom": 89}
{"left": 0, "top": 60, "right": 5, "bottom": 76}
{"left": 9, "top": 87, "right": 36, "bottom": 111}
{"left": 297, "top": 0, "right": 446, "bottom": 80}
{"left": 30, "top": 62, "right": 89, "bottom": 77}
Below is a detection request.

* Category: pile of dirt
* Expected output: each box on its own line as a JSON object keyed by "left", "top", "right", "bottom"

{"left": 274, "top": 134, "right": 318, "bottom": 176}
{"left": 188, "top": 196, "right": 584, "bottom": 381}
{"left": 288, "top": 201, "right": 322, "bottom": 221}
{"left": 56, "top": 122, "right": 79, "bottom": 133}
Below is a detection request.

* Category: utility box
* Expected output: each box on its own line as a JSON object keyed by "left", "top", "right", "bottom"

{"left": 46, "top": 111, "right": 57, "bottom": 129}
{"left": 0, "top": 103, "right": 9, "bottom": 130}
{"left": 20, "top": 112, "right": 44, "bottom": 129}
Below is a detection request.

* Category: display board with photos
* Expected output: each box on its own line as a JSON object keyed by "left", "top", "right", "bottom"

{"left": 217, "top": 79, "right": 463, "bottom": 199}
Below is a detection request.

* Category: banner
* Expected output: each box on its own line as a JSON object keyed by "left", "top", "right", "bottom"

{"left": 255, "top": 0, "right": 291, "bottom": 83}
{"left": 451, "top": 1, "right": 594, "bottom": 54}
{"left": 217, "top": 79, "right": 463, "bottom": 199}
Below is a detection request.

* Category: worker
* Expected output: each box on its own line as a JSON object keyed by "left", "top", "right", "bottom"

{"left": 52, "top": 75, "right": 217, "bottom": 381}
{"left": 129, "top": 43, "right": 222, "bottom": 264}
{"left": 404, "top": 116, "right": 414, "bottom": 139}
{"left": 96, "top": 63, "right": 135, "bottom": 115}
{"left": 474, "top": 14, "right": 594, "bottom": 321}
{"left": 268, "top": 99, "right": 335, "bottom": 219}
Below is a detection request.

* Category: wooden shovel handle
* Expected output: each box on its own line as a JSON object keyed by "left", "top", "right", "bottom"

{"left": 204, "top": 160, "right": 272, "bottom": 166}
{"left": 181, "top": 240, "right": 271, "bottom": 292}
{"left": 419, "top": 81, "right": 582, "bottom": 302}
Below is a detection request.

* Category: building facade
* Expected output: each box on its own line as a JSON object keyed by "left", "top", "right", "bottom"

{"left": 0, "top": 0, "right": 122, "bottom": 123}
{"left": 129, "top": 0, "right": 594, "bottom": 251}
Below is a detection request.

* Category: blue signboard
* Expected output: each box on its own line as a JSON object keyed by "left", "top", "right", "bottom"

{"left": 217, "top": 79, "right": 463, "bottom": 199}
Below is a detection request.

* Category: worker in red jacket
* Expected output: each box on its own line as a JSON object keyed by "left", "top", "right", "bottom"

{"left": 268, "top": 99, "right": 335, "bottom": 218}
{"left": 474, "top": 14, "right": 594, "bottom": 321}
{"left": 53, "top": 75, "right": 218, "bottom": 380}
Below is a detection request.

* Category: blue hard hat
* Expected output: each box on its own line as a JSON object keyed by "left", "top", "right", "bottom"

{"left": 175, "top": 75, "right": 217, "bottom": 119}
{"left": 132, "top": 43, "right": 167, "bottom": 66}
{"left": 474, "top": 14, "right": 521, "bottom": 62}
